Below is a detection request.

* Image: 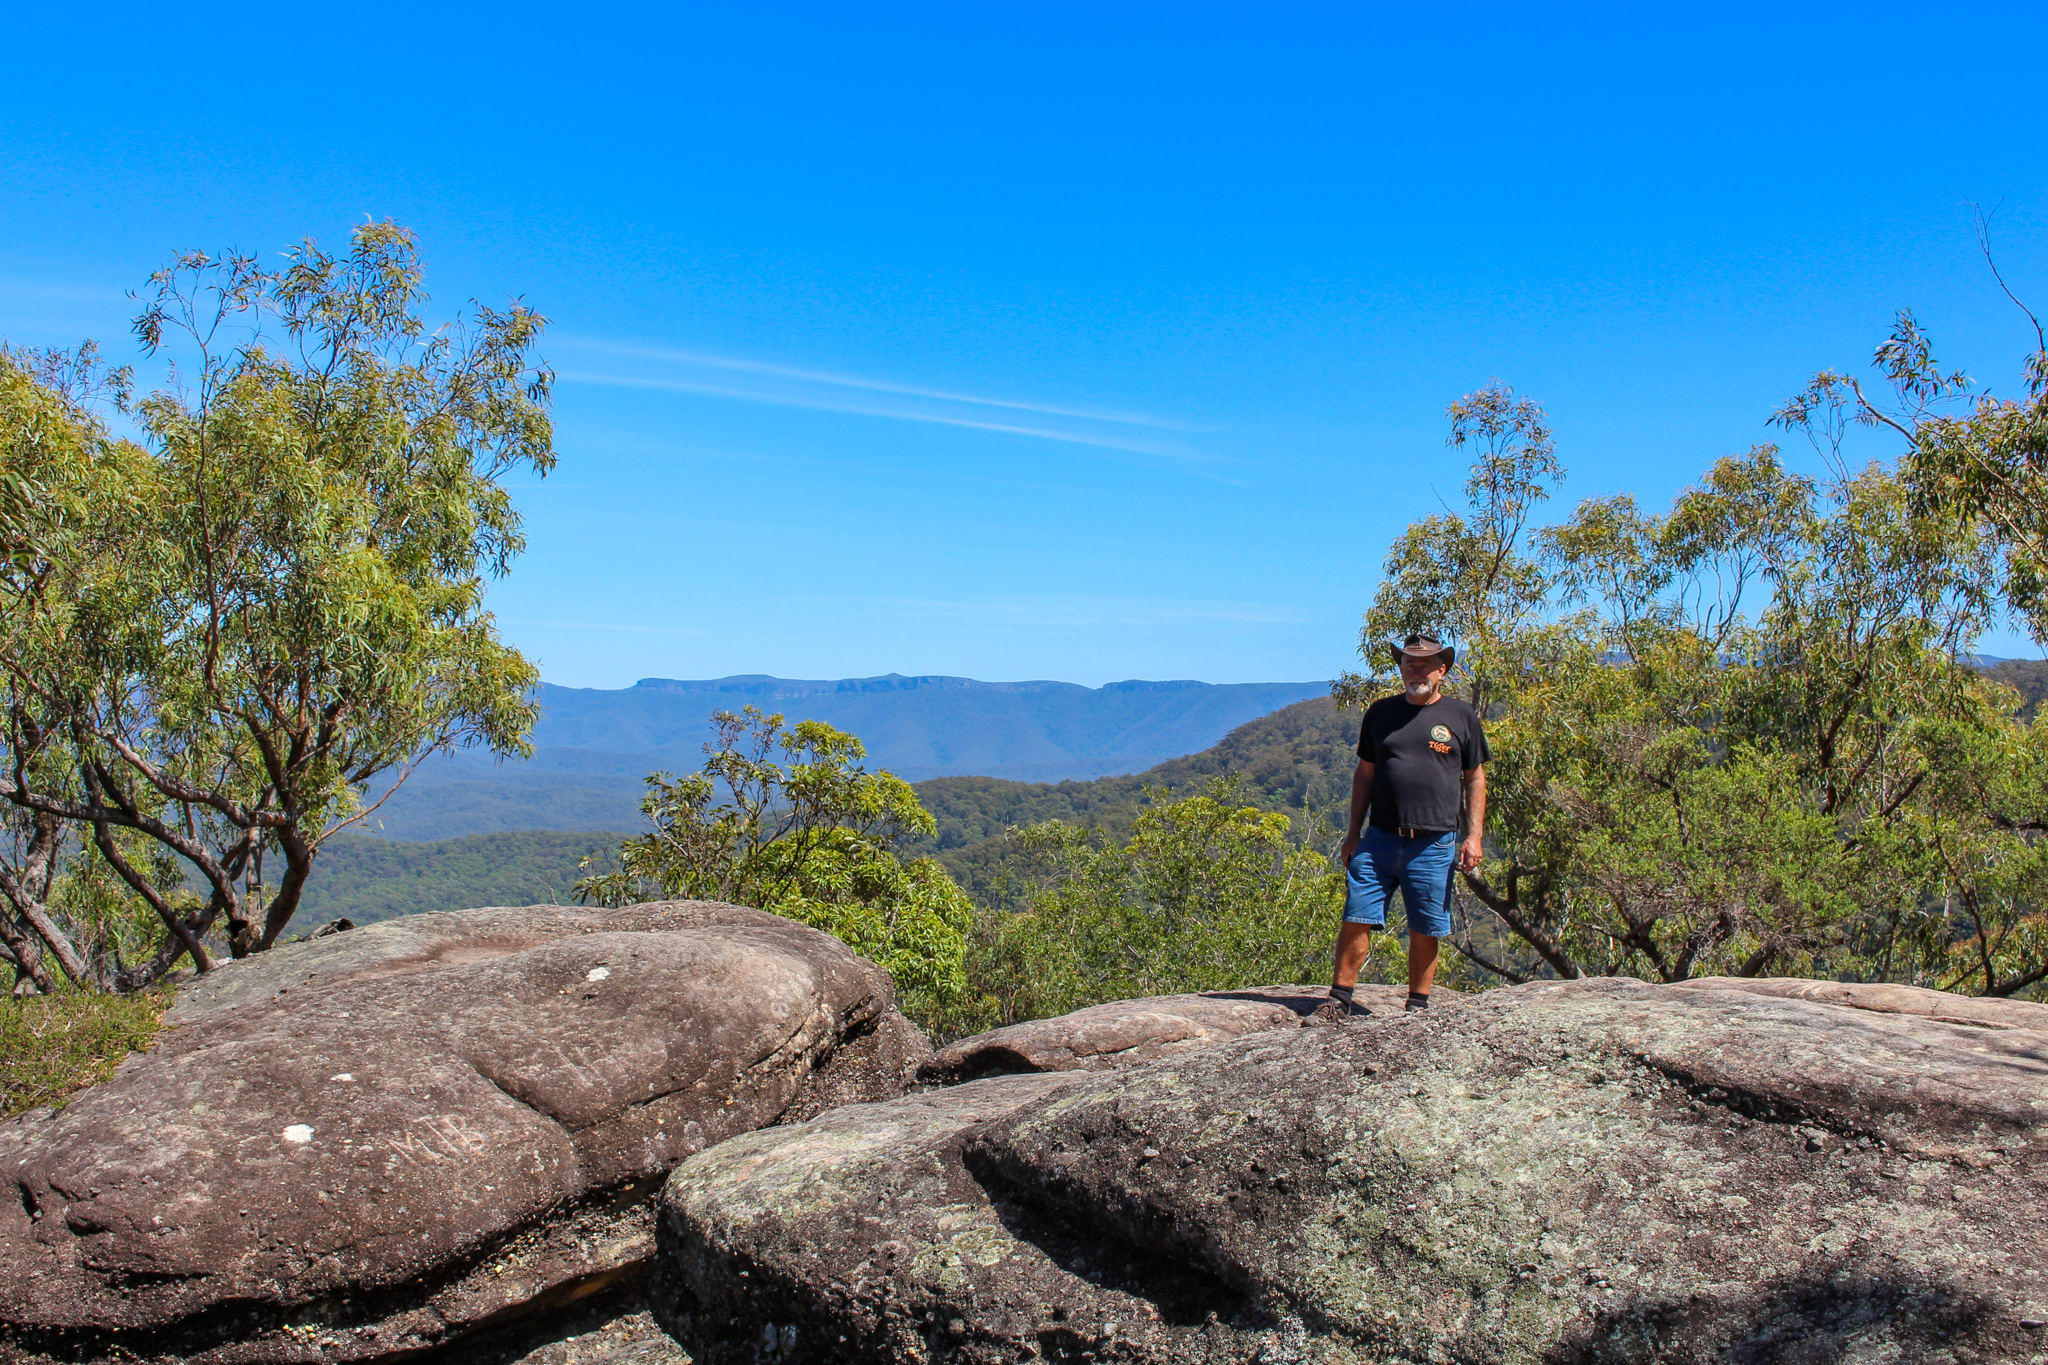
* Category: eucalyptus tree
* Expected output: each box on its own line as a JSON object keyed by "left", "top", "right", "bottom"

{"left": 978, "top": 778, "right": 1350, "bottom": 1027}
{"left": 1769, "top": 288, "right": 2048, "bottom": 997}
{"left": 0, "top": 223, "right": 553, "bottom": 991}
{"left": 577, "top": 706, "right": 978, "bottom": 1035}
{"left": 1352, "top": 361, "right": 2045, "bottom": 997}
{"left": 0, "top": 344, "right": 154, "bottom": 991}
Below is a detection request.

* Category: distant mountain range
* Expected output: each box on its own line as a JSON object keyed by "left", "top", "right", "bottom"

{"left": 298, "top": 660, "right": 2048, "bottom": 927}
{"left": 359, "top": 674, "right": 1329, "bottom": 840}
{"left": 299, "top": 695, "right": 1361, "bottom": 929}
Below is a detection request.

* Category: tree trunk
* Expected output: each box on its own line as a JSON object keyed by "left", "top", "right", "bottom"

{"left": 91, "top": 820, "right": 213, "bottom": 978}
{"left": 257, "top": 829, "right": 315, "bottom": 950}
{"left": 1461, "top": 868, "right": 1585, "bottom": 979}
{"left": 0, "top": 915, "right": 56, "bottom": 995}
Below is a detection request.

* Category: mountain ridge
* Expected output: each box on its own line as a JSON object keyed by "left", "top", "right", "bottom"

{"left": 360, "top": 673, "right": 1329, "bottom": 839}
{"left": 628, "top": 673, "right": 1221, "bottom": 695}
{"left": 299, "top": 695, "right": 1359, "bottom": 929}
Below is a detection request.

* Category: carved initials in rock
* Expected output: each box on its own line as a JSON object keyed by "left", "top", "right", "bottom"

{"left": 386, "top": 1116, "right": 491, "bottom": 1166}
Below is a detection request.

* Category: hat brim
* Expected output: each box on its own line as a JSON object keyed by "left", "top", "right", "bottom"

{"left": 1388, "top": 643, "right": 1454, "bottom": 667}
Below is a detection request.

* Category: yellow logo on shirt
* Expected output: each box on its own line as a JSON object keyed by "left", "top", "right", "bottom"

{"left": 1429, "top": 723, "right": 1452, "bottom": 755}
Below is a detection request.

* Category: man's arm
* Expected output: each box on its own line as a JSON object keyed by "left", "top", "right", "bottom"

{"left": 1341, "top": 759, "right": 1374, "bottom": 863}
{"left": 1458, "top": 765, "right": 1486, "bottom": 872}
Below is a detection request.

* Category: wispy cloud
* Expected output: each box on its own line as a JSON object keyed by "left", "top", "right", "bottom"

{"left": 550, "top": 336, "right": 1233, "bottom": 474}
{"left": 557, "top": 337, "right": 1202, "bottom": 432}
{"left": 558, "top": 370, "right": 1215, "bottom": 460}
{"left": 540, "top": 430, "right": 1088, "bottom": 498}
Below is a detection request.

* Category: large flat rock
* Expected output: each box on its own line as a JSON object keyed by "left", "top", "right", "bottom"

{"left": 1669, "top": 974, "right": 2048, "bottom": 1031}
{"left": 0, "top": 901, "right": 924, "bottom": 1364}
{"left": 918, "top": 984, "right": 1441, "bottom": 1084}
{"left": 662, "top": 975, "right": 2048, "bottom": 1363}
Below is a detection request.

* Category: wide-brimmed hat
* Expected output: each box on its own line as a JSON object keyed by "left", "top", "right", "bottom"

{"left": 1387, "top": 632, "right": 1455, "bottom": 667}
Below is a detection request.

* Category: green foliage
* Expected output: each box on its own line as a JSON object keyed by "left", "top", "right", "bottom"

{"left": 290, "top": 829, "right": 635, "bottom": 930}
{"left": 0, "top": 984, "right": 171, "bottom": 1118}
{"left": 915, "top": 697, "right": 1361, "bottom": 910}
{"left": 1980, "top": 659, "right": 2048, "bottom": 719}
{"left": 1895, "top": 709, "right": 2048, "bottom": 996}
{"left": 47, "top": 832, "right": 209, "bottom": 970}
{"left": 1339, "top": 381, "right": 1560, "bottom": 715}
{"left": 0, "top": 222, "right": 553, "bottom": 991}
{"left": 578, "top": 707, "right": 977, "bottom": 1037}
{"left": 968, "top": 779, "right": 1367, "bottom": 1026}
{"left": 1360, "top": 332, "right": 2048, "bottom": 998}
{"left": 1774, "top": 281, "right": 2048, "bottom": 638}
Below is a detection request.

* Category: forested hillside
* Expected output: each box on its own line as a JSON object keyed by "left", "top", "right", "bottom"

{"left": 358, "top": 673, "right": 1328, "bottom": 837}
{"left": 291, "top": 697, "right": 1361, "bottom": 930}
{"left": 1984, "top": 658, "right": 2048, "bottom": 718}
{"left": 915, "top": 696, "right": 1358, "bottom": 907}
{"left": 292, "top": 830, "right": 632, "bottom": 931}
{"left": 915, "top": 695, "right": 1358, "bottom": 849}
{"left": 289, "top": 656, "right": 2048, "bottom": 941}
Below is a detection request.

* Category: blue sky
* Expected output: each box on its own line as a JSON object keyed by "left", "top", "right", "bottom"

{"left": 4, "top": 2, "right": 2045, "bottom": 687}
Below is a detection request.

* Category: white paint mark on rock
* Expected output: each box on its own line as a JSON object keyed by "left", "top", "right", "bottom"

{"left": 282, "top": 1124, "right": 315, "bottom": 1144}
{"left": 586, "top": 966, "right": 611, "bottom": 981}
{"left": 331, "top": 1073, "right": 354, "bottom": 1082}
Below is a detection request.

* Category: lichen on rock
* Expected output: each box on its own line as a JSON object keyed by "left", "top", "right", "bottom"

{"left": 658, "top": 975, "right": 2048, "bottom": 1364}
{"left": 655, "top": 1072, "right": 1276, "bottom": 1364}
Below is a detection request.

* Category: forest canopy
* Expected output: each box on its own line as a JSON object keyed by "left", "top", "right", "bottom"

{"left": 8, "top": 220, "right": 2046, "bottom": 1018}
{"left": 0, "top": 223, "right": 553, "bottom": 993}
{"left": 1347, "top": 306, "right": 2048, "bottom": 999}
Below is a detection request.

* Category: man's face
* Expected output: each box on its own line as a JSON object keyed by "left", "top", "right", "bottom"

{"left": 1400, "top": 655, "right": 1447, "bottom": 695}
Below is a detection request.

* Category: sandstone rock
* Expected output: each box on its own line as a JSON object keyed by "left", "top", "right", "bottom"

{"left": 655, "top": 1073, "right": 1275, "bottom": 1364}
{"left": 0, "top": 901, "right": 923, "bottom": 1364}
{"left": 1670, "top": 973, "right": 2048, "bottom": 1031}
{"left": 664, "top": 976, "right": 2048, "bottom": 1363}
{"left": 918, "top": 984, "right": 1437, "bottom": 1084}
{"left": 431, "top": 1281, "right": 690, "bottom": 1365}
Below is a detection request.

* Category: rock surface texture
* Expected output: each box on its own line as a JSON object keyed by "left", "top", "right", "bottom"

{"left": 0, "top": 901, "right": 925, "bottom": 1364}
{"left": 1670, "top": 974, "right": 2048, "bottom": 1030}
{"left": 917, "top": 984, "right": 1436, "bottom": 1085}
{"left": 658, "top": 976, "right": 2048, "bottom": 1364}
{"left": 657, "top": 1073, "right": 1274, "bottom": 1364}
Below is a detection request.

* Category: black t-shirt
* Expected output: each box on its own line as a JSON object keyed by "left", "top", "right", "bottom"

{"left": 1356, "top": 694, "right": 1490, "bottom": 833}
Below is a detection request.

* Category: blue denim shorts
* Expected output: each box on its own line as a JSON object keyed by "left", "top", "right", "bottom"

{"left": 1342, "top": 825, "right": 1456, "bottom": 937}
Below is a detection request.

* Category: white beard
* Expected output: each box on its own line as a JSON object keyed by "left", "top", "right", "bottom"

{"left": 1406, "top": 681, "right": 1436, "bottom": 699}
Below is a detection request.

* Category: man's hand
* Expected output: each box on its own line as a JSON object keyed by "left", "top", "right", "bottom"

{"left": 1456, "top": 835, "right": 1483, "bottom": 874}
{"left": 1340, "top": 834, "right": 1360, "bottom": 865}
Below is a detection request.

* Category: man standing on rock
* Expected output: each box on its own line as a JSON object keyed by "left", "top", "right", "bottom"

{"left": 1320, "top": 632, "right": 1488, "bottom": 1018}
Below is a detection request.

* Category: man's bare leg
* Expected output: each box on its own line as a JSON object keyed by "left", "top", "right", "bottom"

{"left": 1316, "top": 922, "right": 1376, "bottom": 1019}
{"left": 1408, "top": 933, "right": 1440, "bottom": 993}
{"left": 1408, "top": 932, "right": 1440, "bottom": 1010}
{"left": 1333, "top": 921, "right": 1373, "bottom": 988}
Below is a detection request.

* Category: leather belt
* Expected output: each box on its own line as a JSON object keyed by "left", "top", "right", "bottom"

{"left": 1378, "top": 824, "right": 1445, "bottom": 840}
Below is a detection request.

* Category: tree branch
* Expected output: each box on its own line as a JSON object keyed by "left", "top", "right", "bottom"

{"left": 1447, "top": 935, "right": 1533, "bottom": 984}
{"left": 1461, "top": 867, "right": 1584, "bottom": 979}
